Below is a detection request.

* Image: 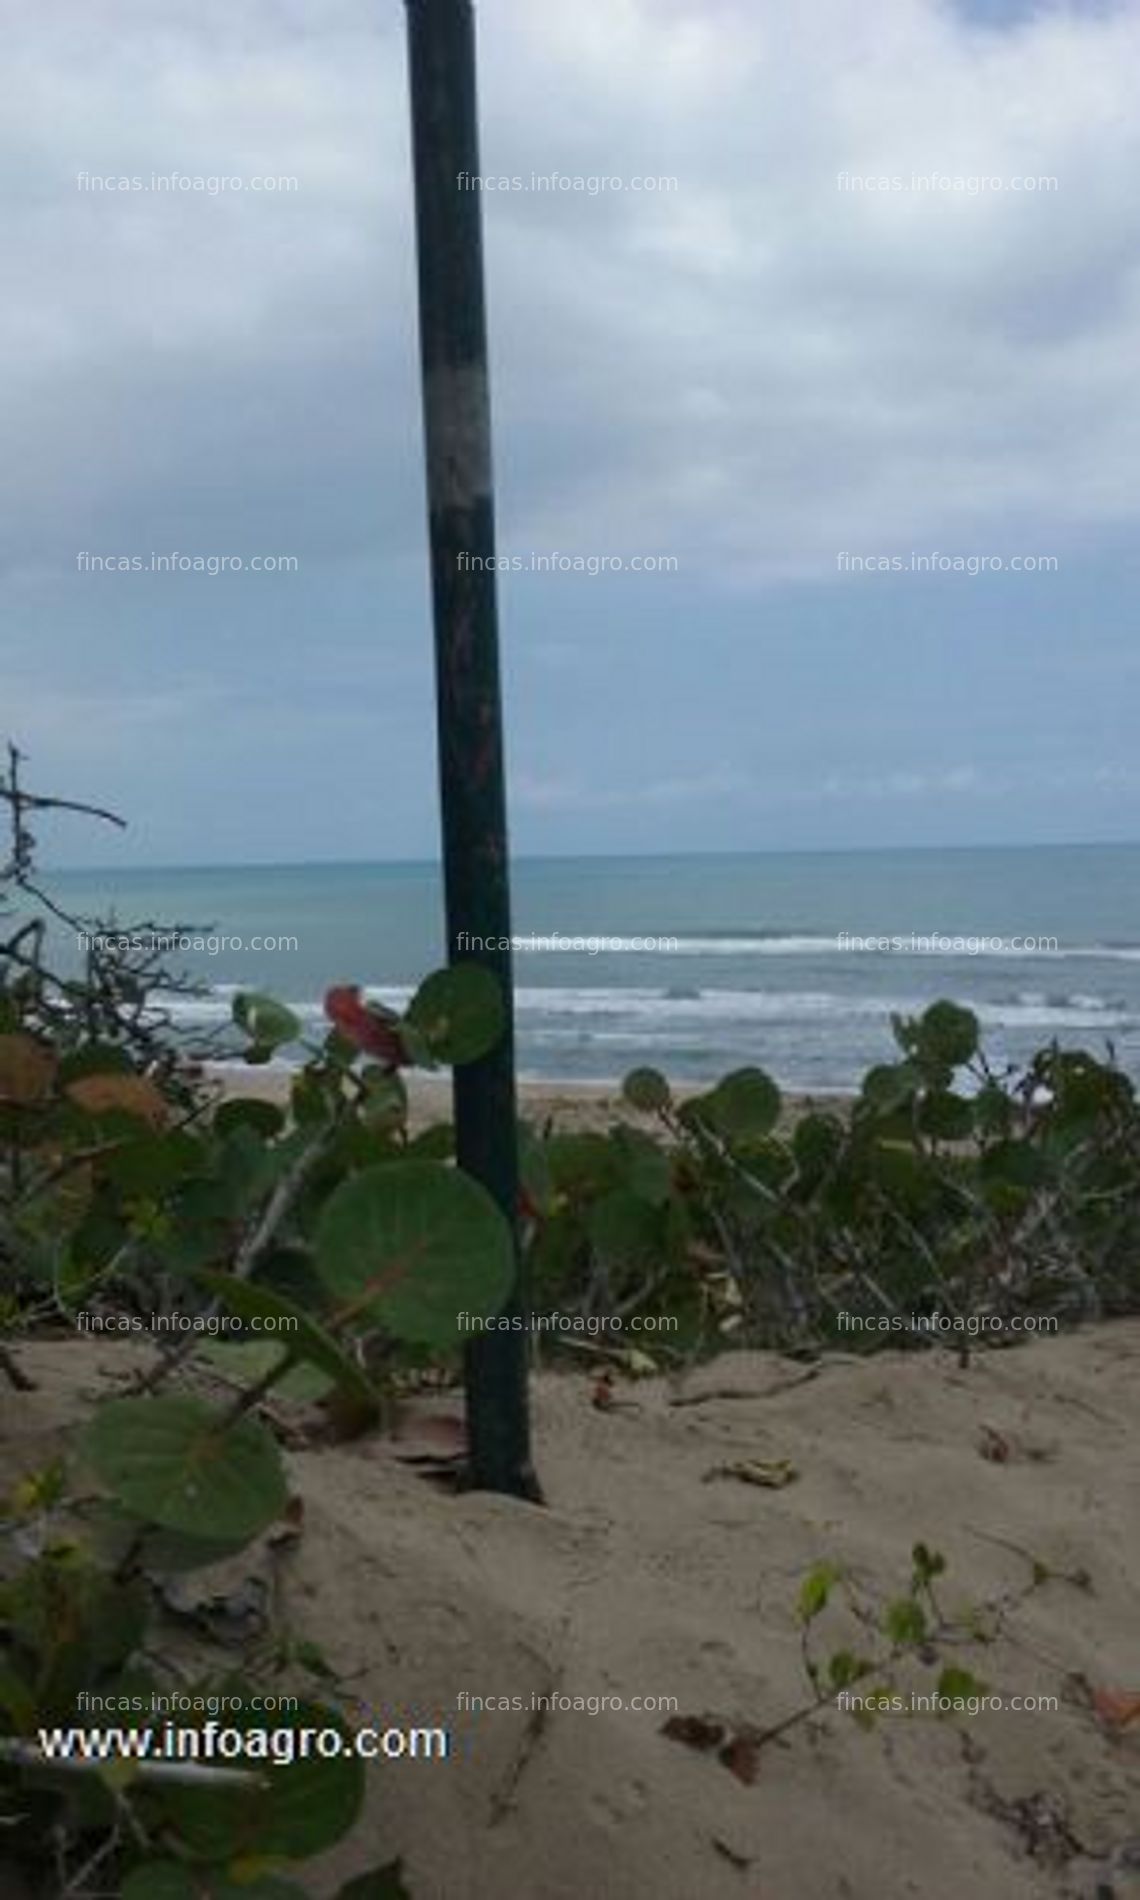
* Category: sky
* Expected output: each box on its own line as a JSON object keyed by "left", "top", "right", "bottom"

{"left": 5, "top": 0, "right": 1140, "bottom": 867}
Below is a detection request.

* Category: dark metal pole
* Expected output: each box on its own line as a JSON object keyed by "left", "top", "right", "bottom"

{"left": 403, "top": 0, "right": 538, "bottom": 1498}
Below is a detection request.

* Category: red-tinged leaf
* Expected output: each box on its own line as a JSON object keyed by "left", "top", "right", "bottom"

{"left": 719, "top": 1730, "right": 762, "bottom": 1785}
{"left": 1092, "top": 1687, "right": 1140, "bottom": 1730}
{"left": 324, "top": 987, "right": 409, "bottom": 1069}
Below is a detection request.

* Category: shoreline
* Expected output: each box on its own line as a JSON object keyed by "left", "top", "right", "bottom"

{"left": 202, "top": 1064, "right": 851, "bottom": 1133}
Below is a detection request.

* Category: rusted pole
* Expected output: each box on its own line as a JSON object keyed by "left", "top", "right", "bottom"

{"left": 403, "top": 0, "right": 538, "bottom": 1497}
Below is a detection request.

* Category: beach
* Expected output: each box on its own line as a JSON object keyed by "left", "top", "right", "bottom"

{"left": 202, "top": 1064, "right": 838, "bottom": 1134}
{"left": 7, "top": 1322, "right": 1139, "bottom": 1900}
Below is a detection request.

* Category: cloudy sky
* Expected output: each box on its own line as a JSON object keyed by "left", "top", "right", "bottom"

{"left": 6, "top": 0, "right": 1139, "bottom": 866}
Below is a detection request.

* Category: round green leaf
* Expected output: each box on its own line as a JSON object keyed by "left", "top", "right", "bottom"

{"left": 543, "top": 1132, "right": 623, "bottom": 1200}
{"left": 860, "top": 1062, "right": 921, "bottom": 1117}
{"left": 621, "top": 1066, "right": 671, "bottom": 1113}
{"left": 793, "top": 1112, "right": 844, "bottom": 1177}
{"left": 214, "top": 1097, "right": 286, "bottom": 1140}
{"left": 336, "top": 1867, "right": 413, "bottom": 1900}
{"left": 57, "top": 1043, "right": 136, "bottom": 1082}
{"left": 158, "top": 1701, "right": 364, "bottom": 1862}
{"left": 233, "top": 992, "right": 301, "bottom": 1053}
{"left": 974, "top": 1082, "right": 1014, "bottom": 1138}
{"left": 86, "top": 1397, "right": 287, "bottom": 1542}
{"left": 102, "top": 1129, "right": 205, "bottom": 1197}
{"left": 697, "top": 1067, "right": 781, "bottom": 1139}
{"left": 916, "top": 1001, "right": 979, "bottom": 1070}
{"left": 211, "top": 1881, "right": 309, "bottom": 1899}
{"left": 315, "top": 1160, "right": 514, "bottom": 1345}
{"left": 136, "top": 1524, "right": 265, "bottom": 1575}
{"left": 980, "top": 1140, "right": 1054, "bottom": 1190}
{"left": 405, "top": 964, "right": 504, "bottom": 1065}
{"left": 613, "top": 1127, "right": 673, "bottom": 1206}
{"left": 195, "top": 1271, "right": 379, "bottom": 1414}
{"left": 587, "top": 1190, "right": 662, "bottom": 1268}
{"left": 120, "top": 1865, "right": 197, "bottom": 1900}
{"left": 917, "top": 1091, "right": 975, "bottom": 1141}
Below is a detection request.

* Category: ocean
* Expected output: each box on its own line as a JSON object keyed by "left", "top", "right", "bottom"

{"left": 49, "top": 844, "right": 1140, "bottom": 1093}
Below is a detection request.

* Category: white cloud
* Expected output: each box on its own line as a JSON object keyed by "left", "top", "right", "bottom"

{"left": 4, "top": 0, "right": 1139, "bottom": 588}
{"left": 4, "top": 0, "right": 1138, "bottom": 854}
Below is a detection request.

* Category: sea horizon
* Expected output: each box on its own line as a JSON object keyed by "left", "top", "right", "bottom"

{"left": 46, "top": 835, "right": 1140, "bottom": 877}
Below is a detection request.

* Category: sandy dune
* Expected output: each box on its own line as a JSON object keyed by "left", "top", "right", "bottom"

{"left": 6, "top": 1323, "right": 1138, "bottom": 1899}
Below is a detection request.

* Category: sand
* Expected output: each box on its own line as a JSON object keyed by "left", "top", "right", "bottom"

{"left": 200, "top": 1064, "right": 841, "bottom": 1134}
{"left": 5, "top": 1323, "right": 1138, "bottom": 1900}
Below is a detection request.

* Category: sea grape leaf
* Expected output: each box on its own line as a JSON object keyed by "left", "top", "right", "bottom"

{"left": 101, "top": 1129, "right": 206, "bottom": 1197}
{"left": 315, "top": 1160, "right": 513, "bottom": 1346}
{"left": 621, "top": 1066, "right": 671, "bottom": 1113}
{"left": 120, "top": 1866, "right": 197, "bottom": 1900}
{"left": 860, "top": 1062, "right": 921, "bottom": 1117}
{"left": 405, "top": 963, "right": 505, "bottom": 1066}
{"left": 195, "top": 1272, "right": 379, "bottom": 1414}
{"left": 612, "top": 1126, "right": 673, "bottom": 1205}
{"left": 543, "top": 1132, "right": 624, "bottom": 1200}
{"left": 917, "top": 1091, "right": 975, "bottom": 1141}
{"left": 693, "top": 1068, "right": 781, "bottom": 1139}
{"left": 214, "top": 1098, "right": 286, "bottom": 1140}
{"left": 980, "top": 1141, "right": 1054, "bottom": 1190}
{"left": 57, "top": 1043, "right": 136, "bottom": 1082}
{"left": 158, "top": 1701, "right": 364, "bottom": 1861}
{"left": 211, "top": 1879, "right": 309, "bottom": 1899}
{"left": 587, "top": 1190, "right": 662, "bottom": 1268}
{"left": 793, "top": 1112, "right": 844, "bottom": 1177}
{"left": 336, "top": 1865, "right": 413, "bottom": 1900}
{"left": 915, "top": 1001, "right": 979, "bottom": 1070}
{"left": 86, "top": 1397, "right": 287, "bottom": 1542}
{"left": 233, "top": 992, "right": 301, "bottom": 1053}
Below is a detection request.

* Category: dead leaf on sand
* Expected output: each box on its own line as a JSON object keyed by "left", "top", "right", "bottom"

{"left": 718, "top": 1730, "right": 762, "bottom": 1785}
{"left": 661, "top": 1713, "right": 726, "bottom": 1752}
{"left": 702, "top": 1458, "right": 798, "bottom": 1489}
{"left": 1091, "top": 1687, "right": 1140, "bottom": 1732}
